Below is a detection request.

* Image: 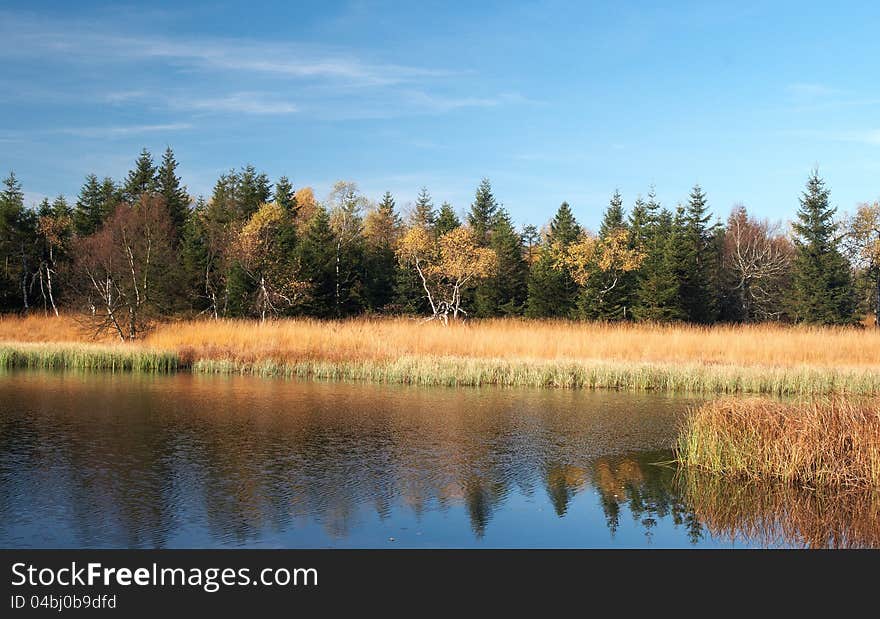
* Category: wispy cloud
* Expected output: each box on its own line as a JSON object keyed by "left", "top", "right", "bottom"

{"left": 0, "top": 11, "right": 449, "bottom": 88}
{"left": 786, "top": 82, "right": 841, "bottom": 98}
{"left": 168, "top": 93, "right": 298, "bottom": 115}
{"left": 403, "top": 91, "right": 526, "bottom": 112}
{"left": 57, "top": 123, "right": 193, "bottom": 138}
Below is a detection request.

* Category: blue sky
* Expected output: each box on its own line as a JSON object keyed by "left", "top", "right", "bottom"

{"left": 2, "top": 1, "right": 880, "bottom": 229}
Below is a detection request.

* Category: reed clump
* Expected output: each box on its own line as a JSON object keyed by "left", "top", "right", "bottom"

{"left": 677, "top": 397, "right": 880, "bottom": 488}
{"left": 0, "top": 343, "right": 178, "bottom": 373}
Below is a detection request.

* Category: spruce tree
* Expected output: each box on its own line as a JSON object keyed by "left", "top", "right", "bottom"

{"left": 74, "top": 174, "right": 105, "bottom": 236}
{"left": 475, "top": 209, "right": 527, "bottom": 316}
{"left": 236, "top": 165, "right": 272, "bottom": 221}
{"left": 678, "top": 184, "right": 718, "bottom": 323}
{"left": 122, "top": 148, "right": 157, "bottom": 203}
{"left": 525, "top": 202, "right": 581, "bottom": 318}
{"left": 411, "top": 187, "right": 436, "bottom": 228}
{"left": 467, "top": 178, "right": 498, "bottom": 245}
{"left": 274, "top": 176, "right": 297, "bottom": 214}
{"left": 156, "top": 147, "right": 190, "bottom": 244}
{"left": 599, "top": 190, "right": 625, "bottom": 237}
{"left": 579, "top": 191, "right": 635, "bottom": 320}
{"left": 791, "top": 170, "right": 855, "bottom": 324}
{"left": 297, "top": 206, "right": 337, "bottom": 317}
{"left": 0, "top": 172, "right": 28, "bottom": 310}
{"left": 363, "top": 191, "right": 401, "bottom": 311}
{"left": 435, "top": 202, "right": 461, "bottom": 236}
{"left": 634, "top": 208, "right": 684, "bottom": 321}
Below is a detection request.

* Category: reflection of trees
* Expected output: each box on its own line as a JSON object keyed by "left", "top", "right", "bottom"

{"left": 585, "top": 453, "right": 703, "bottom": 543}
{"left": 679, "top": 472, "right": 880, "bottom": 549}
{"left": 9, "top": 375, "right": 878, "bottom": 548}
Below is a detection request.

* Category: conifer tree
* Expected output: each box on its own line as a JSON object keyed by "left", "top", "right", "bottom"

{"left": 236, "top": 165, "right": 272, "bottom": 221}
{"left": 297, "top": 206, "right": 337, "bottom": 317}
{"left": 467, "top": 178, "right": 498, "bottom": 245}
{"left": 634, "top": 208, "right": 684, "bottom": 321}
{"left": 791, "top": 170, "right": 854, "bottom": 324}
{"left": 411, "top": 186, "right": 436, "bottom": 228}
{"left": 678, "top": 184, "right": 719, "bottom": 323}
{"left": 274, "top": 176, "right": 297, "bottom": 214}
{"left": 475, "top": 208, "right": 527, "bottom": 316}
{"left": 0, "top": 172, "right": 30, "bottom": 310}
{"left": 435, "top": 202, "right": 461, "bottom": 236}
{"left": 525, "top": 202, "right": 581, "bottom": 317}
{"left": 122, "top": 148, "right": 157, "bottom": 203}
{"left": 579, "top": 191, "right": 636, "bottom": 320}
{"left": 156, "top": 147, "right": 191, "bottom": 244}
{"left": 363, "top": 191, "right": 401, "bottom": 311}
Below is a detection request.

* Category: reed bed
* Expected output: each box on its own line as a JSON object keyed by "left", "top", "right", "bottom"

{"left": 145, "top": 317, "right": 880, "bottom": 368}
{"left": 0, "top": 342, "right": 178, "bottom": 373}
{"left": 1, "top": 315, "right": 880, "bottom": 394}
{"left": 677, "top": 398, "right": 880, "bottom": 488}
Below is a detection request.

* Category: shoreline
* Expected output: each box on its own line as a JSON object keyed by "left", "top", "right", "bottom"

{"left": 3, "top": 341, "right": 880, "bottom": 395}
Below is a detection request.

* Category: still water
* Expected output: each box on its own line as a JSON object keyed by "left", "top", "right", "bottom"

{"left": 1, "top": 371, "right": 877, "bottom": 548}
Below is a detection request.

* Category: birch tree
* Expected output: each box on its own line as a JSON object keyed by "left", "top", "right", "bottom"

{"left": 397, "top": 225, "right": 496, "bottom": 323}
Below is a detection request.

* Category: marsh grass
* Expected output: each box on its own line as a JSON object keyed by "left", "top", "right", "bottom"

{"left": 677, "top": 398, "right": 880, "bottom": 488}
{"left": 2, "top": 316, "right": 880, "bottom": 394}
{"left": 0, "top": 343, "right": 178, "bottom": 373}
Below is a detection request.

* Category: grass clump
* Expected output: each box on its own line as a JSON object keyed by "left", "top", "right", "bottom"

{"left": 677, "top": 397, "right": 880, "bottom": 488}
{"left": 0, "top": 343, "right": 178, "bottom": 373}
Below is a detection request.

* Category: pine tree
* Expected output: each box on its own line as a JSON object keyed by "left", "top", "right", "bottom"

{"left": 435, "top": 202, "right": 461, "bottom": 236}
{"left": 633, "top": 208, "right": 684, "bottom": 322}
{"left": 122, "top": 148, "right": 157, "bottom": 203}
{"left": 467, "top": 178, "right": 498, "bottom": 245}
{"left": 791, "top": 170, "right": 855, "bottom": 324}
{"left": 274, "top": 176, "right": 297, "bottom": 214}
{"left": 678, "top": 184, "right": 719, "bottom": 323}
{"left": 180, "top": 197, "right": 213, "bottom": 313}
{"left": 579, "top": 191, "right": 636, "bottom": 320}
{"left": 525, "top": 202, "right": 581, "bottom": 318}
{"left": 411, "top": 186, "right": 436, "bottom": 228}
{"left": 599, "top": 190, "right": 625, "bottom": 238}
{"left": 236, "top": 165, "right": 272, "bottom": 221}
{"left": 363, "top": 191, "right": 401, "bottom": 311}
{"left": 156, "top": 147, "right": 191, "bottom": 243}
{"left": 0, "top": 172, "right": 29, "bottom": 310}
{"left": 297, "top": 207, "right": 337, "bottom": 317}
{"left": 475, "top": 208, "right": 527, "bottom": 316}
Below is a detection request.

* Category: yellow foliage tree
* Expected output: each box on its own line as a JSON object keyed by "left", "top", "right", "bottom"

{"left": 397, "top": 225, "right": 497, "bottom": 323}
{"left": 235, "top": 202, "right": 308, "bottom": 320}
{"left": 555, "top": 228, "right": 644, "bottom": 294}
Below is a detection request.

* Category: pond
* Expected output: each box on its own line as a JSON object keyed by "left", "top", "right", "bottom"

{"left": 0, "top": 371, "right": 876, "bottom": 548}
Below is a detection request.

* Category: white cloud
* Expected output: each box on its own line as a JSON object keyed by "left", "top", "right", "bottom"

{"left": 168, "top": 93, "right": 298, "bottom": 115}
{"left": 57, "top": 123, "right": 193, "bottom": 138}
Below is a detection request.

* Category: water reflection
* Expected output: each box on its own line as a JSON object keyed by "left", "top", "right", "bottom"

{"left": 0, "top": 372, "right": 877, "bottom": 548}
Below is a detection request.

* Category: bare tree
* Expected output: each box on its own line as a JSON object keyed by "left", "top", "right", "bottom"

{"left": 843, "top": 201, "right": 880, "bottom": 324}
{"left": 73, "top": 195, "right": 175, "bottom": 340}
{"left": 722, "top": 205, "right": 793, "bottom": 321}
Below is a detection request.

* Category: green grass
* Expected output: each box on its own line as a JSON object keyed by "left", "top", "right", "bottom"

{"left": 2, "top": 342, "right": 880, "bottom": 396}
{"left": 0, "top": 343, "right": 179, "bottom": 373}
{"left": 192, "top": 355, "right": 880, "bottom": 396}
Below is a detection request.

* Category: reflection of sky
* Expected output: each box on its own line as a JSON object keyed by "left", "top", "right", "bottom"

{"left": 0, "top": 372, "right": 866, "bottom": 549}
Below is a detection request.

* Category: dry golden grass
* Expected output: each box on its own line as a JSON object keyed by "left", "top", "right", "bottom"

{"left": 3, "top": 315, "right": 880, "bottom": 393}
{"left": 3, "top": 314, "right": 880, "bottom": 368}
{"left": 678, "top": 397, "right": 880, "bottom": 488}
